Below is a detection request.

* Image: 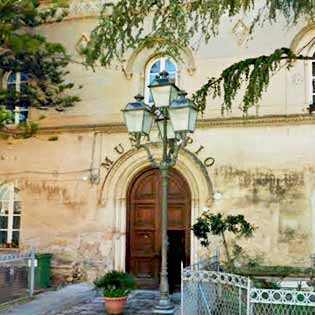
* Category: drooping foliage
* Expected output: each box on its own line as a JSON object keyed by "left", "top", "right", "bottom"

{"left": 192, "top": 47, "right": 312, "bottom": 113}
{"left": 0, "top": 0, "right": 80, "bottom": 120}
{"left": 0, "top": 106, "right": 12, "bottom": 127}
{"left": 84, "top": 0, "right": 315, "bottom": 67}
{"left": 84, "top": 0, "right": 315, "bottom": 113}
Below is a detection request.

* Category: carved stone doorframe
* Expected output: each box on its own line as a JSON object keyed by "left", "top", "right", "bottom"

{"left": 99, "top": 144, "right": 213, "bottom": 271}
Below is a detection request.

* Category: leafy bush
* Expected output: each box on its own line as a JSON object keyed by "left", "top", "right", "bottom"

{"left": 252, "top": 278, "right": 281, "bottom": 290}
{"left": 94, "top": 271, "right": 136, "bottom": 298}
{"left": 192, "top": 211, "right": 256, "bottom": 267}
{"left": 234, "top": 265, "right": 315, "bottom": 277}
{"left": 0, "top": 106, "right": 13, "bottom": 127}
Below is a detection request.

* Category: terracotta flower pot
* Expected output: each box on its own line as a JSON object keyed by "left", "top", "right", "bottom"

{"left": 104, "top": 296, "right": 128, "bottom": 314}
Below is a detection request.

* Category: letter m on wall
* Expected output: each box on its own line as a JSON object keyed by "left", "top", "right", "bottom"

{"left": 101, "top": 157, "right": 114, "bottom": 170}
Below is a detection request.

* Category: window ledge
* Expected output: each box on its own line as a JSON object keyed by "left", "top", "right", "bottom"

{"left": 0, "top": 248, "right": 19, "bottom": 253}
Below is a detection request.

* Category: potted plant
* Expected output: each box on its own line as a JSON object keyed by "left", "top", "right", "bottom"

{"left": 94, "top": 271, "right": 136, "bottom": 314}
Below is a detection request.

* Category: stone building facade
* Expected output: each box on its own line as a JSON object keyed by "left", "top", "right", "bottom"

{"left": 1, "top": 0, "right": 315, "bottom": 285}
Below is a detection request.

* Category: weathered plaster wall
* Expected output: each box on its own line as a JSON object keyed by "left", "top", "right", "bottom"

{"left": 1, "top": 1, "right": 314, "bottom": 282}
{"left": 0, "top": 123, "right": 314, "bottom": 281}
{"left": 0, "top": 133, "right": 115, "bottom": 281}
{"left": 193, "top": 124, "right": 315, "bottom": 267}
{"left": 32, "top": 9, "right": 313, "bottom": 127}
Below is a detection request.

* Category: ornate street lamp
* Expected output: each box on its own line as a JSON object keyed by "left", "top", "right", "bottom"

{"left": 122, "top": 72, "right": 198, "bottom": 314}
{"left": 156, "top": 118, "right": 177, "bottom": 140}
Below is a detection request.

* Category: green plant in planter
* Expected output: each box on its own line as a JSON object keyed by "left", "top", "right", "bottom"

{"left": 94, "top": 271, "right": 136, "bottom": 297}
{"left": 192, "top": 212, "right": 256, "bottom": 268}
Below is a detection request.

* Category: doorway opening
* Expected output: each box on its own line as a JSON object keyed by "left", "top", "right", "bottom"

{"left": 126, "top": 168, "right": 191, "bottom": 290}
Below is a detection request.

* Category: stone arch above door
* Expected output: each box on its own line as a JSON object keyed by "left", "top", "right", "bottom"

{"left": 99, "top": 143, "right": 213, "bottom": 271}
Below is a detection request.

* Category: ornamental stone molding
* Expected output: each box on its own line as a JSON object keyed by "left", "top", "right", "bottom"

{"left": 232, "top": 19, "right": 250, "bottom": 46}
{"left": 290, "top": 23, "right": 315, "bottom": 55}
{"left": 34, "top": 114, "right": 315, "bottom": 135}
{"left": 123, "top": 47, "right": 196, "bottom": 80}
{"left": 75, "top": 33, "right": 90, "bottom": 54}
{"left": 68, "top": 0, "right": 106, "bottom": 18}
{"left": 97, "top": 144, "right": 213, "bottom": 270}
{"left": 291, "top": 73, "right": 304, "bottom": 86}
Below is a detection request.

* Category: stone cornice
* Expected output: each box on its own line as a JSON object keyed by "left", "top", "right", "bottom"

{"left": 33, "top": 114, "right": 315, "bottom": 135}
{"left": 40, "top": 0, "right": 105, "bottom": 22}
{"left": 198, "top": 114, "right": 315, "bottom": 129}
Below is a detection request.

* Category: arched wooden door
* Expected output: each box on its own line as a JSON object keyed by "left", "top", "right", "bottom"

{"left": 127, "top": 168, "right": 191, "bottom": 290}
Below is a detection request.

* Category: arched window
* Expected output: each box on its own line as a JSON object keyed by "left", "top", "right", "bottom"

{"left": 145, "top": 57, "right": 177, "bottom": 104}
{"left": 0, "top": 184, "right": 21, "bottom": 248}
{"left": 5, "top": 72, "right": 29, "bottom": 124}
{"left": 7, "top": 72, "right": 28, "bottom": 94}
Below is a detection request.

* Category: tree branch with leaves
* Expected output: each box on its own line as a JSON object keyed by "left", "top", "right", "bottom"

{"left": 192, "top": 212, "right": 256, "bottom": 267}
{"left": 192, "top": 47, "right": 315, "bottom": 113}
{"left": 84, "top": 0, "right": 315, "bottom": 113}
{"left": 0, "top": 0, "right": 80, "bottom": 127}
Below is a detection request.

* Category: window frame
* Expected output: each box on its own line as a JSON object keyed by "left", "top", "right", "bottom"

{"left": 144, "top": 57, "right": 178, "bottom": 105}
{"left": 0, "top": 184, "right": 21, "bottom": 249}
{"left": 310, "top": 58, "right": 315, "bottom": 105}
{"left": 4, "top": 71, "right": 29, "bottom": 125}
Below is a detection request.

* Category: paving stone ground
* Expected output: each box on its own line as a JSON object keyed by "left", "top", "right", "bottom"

{"left": 0, "top": 283, "right": 95, "bottom": 315}
{"left": 0, "top": 284, "right": 180, "bottom": 315}
{"left": 44, "top": 290, "right": 181, "bottom": 315}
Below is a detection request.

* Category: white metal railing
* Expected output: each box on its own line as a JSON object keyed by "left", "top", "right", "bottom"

{"left": 182, "top": 262, "right": 315, "bottom": 315}
{"left": 184, "top": 248, "right": 221, "bottom": 272}
{"left": 183, "top": 269, "right": 248, "bottom": 289}
{"left": 250, "top": 288, "right": 315, "bottom": 307}
{"left": 0, "top": 250, "right": 36, "bottom": 301}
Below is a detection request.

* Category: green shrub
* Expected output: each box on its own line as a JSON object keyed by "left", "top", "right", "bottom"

{"left": 252, "top": 278, "right": 281, "bottom": 290}
{"left": 94, "top": 271, "right": 136, "bottom": 298}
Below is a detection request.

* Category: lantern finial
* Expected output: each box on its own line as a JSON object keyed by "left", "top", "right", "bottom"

{"left": 134, "top": 94, "right": 144, "bottom": 101}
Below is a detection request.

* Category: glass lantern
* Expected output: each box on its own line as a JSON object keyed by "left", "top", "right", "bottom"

{"left": 122, "top": 94, "right": 154, "bottom": 136}
{"left": 169, "top": 90, "right": 198, "bottom": 133}
{"left": 148, "top": 71, "right": 180, "bottom": 108}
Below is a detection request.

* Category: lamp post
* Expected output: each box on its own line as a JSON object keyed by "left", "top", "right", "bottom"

{"left": 122, "top": 71, "right": 198, "bottom": 314}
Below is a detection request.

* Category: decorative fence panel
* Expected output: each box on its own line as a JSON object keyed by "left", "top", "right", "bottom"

{"left": 0, "top": 251, "right": 36, "bottom": 304}
{"left": 182, "top": 260, "right": 315, "bottom": 315}
{"left": 182, "top": 269, "right": 248, "bottom": 315}
{"left": 184, "top": 250, "right": 221, "bottom": 272}
{"left": 250, "top": 288, "right": 315, "bottom": 315}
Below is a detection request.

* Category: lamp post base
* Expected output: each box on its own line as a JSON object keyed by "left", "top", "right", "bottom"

{"left": 153, "top": 301, "right": 175, "bottom": 314}
{"left": 153, "top": 296, "right": 175, "bottom": 314}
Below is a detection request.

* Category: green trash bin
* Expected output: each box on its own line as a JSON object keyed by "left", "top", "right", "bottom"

{"left": 35, "top": 253, "right": 52, "bottom": 289}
